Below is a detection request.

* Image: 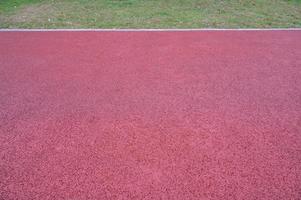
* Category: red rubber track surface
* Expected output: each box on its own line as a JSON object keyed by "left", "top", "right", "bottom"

{"left": 0, "top": 31, "right": 301, "bottom": 199}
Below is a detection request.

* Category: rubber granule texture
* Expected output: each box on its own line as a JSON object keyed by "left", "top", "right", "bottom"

{"left": 0, "top": 31, "right": 301, "bottom": 199}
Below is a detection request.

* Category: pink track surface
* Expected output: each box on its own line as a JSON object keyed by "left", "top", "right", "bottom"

{"left": 0, "top": 31, "right": 301, "bottom": 199}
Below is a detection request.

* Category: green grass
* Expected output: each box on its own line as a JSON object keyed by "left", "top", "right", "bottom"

{"left": 0, "top": 0, "right": 300, "bottom": 28}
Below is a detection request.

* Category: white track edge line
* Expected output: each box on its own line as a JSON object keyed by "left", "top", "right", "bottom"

{"left": 0, "top": 28, "right": 301, "bottom": 31}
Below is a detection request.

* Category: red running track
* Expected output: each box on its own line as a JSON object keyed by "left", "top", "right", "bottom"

{"left": 0, "top": 31, "right": 301, "bottom": 199}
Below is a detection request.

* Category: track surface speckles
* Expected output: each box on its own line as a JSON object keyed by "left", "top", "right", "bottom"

{"left": 0, "top": 31, "right": 301, "bottom": 199}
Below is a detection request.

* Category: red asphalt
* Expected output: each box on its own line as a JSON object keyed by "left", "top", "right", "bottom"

{"left": 0, "top": 31, "right": 301, "bottom": 199}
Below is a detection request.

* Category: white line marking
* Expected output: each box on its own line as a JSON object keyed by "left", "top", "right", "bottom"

{"left": 0, "top": 28, "right": 301, "bottom": 32}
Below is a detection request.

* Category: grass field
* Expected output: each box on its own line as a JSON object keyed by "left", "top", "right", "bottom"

{"left": 0, "top": 0, "right": 301, "bottom": 28}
